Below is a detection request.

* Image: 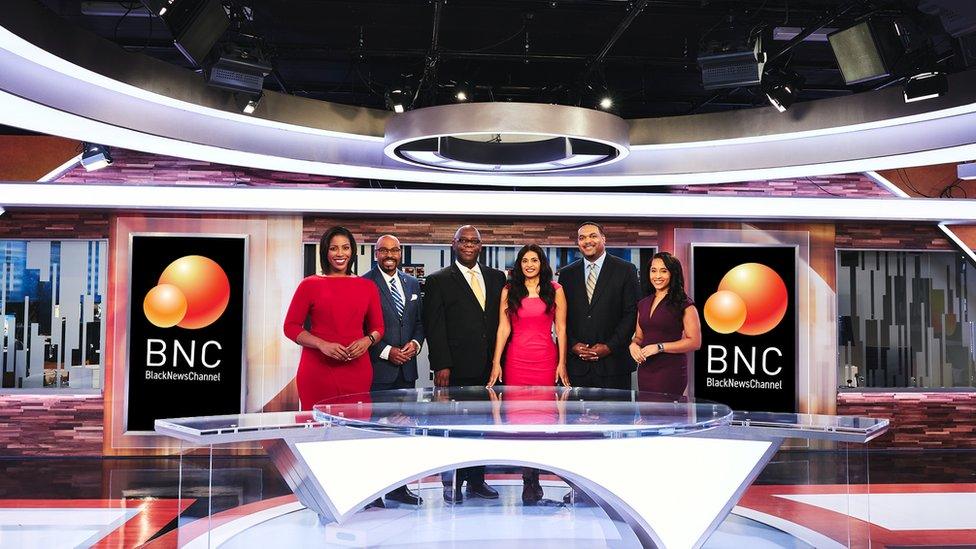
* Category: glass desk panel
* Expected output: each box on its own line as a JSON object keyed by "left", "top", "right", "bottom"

{"left": 311, "top": 386, "right": 733, "bottom": 439}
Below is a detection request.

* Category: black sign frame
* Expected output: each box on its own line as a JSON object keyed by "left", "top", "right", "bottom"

{"left": 690, "top": 244, "right": 798, "bottom": 414}
{"left": 124, "top": 233, "right": 248, "bottom": 433}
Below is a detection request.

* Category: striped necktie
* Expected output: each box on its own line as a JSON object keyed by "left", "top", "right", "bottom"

{"left": 389, "top": 276, "right": 404, "bottom": 318}
{"left": 586, "top": 263, "right": 597, "bottom": 303}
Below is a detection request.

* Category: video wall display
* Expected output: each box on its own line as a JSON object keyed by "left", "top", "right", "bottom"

{"left": 125, "top": 234, "right": 247, "bottom": 432}
{"left": 0, "top": 239, "right": 106, "bottom": 390}
{"left": 838, "top": 250, "right": 976, "bottom": 388}
{"left": 692, "top": 245, "right": 798, "bottom": 413}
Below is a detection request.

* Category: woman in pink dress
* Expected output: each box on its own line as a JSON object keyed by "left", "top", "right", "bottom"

{"left": 487, "top": 244, "right": 569, "bottom": 503}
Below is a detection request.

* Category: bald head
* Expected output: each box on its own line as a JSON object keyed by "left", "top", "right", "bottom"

{"left": 374, "top": 234, "right": 402, "bottom": 275}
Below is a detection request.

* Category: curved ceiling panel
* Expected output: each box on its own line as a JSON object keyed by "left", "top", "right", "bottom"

{"left": 2, "top": 1, "right": 976, "bottom": 186}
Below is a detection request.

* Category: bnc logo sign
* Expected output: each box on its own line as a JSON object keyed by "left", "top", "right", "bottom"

{"left": 702, "top": 263, "right": 788, "bottom": 336}
{"left": 126, "top": 235, "right": 246, "bottom": 433}
{"left": 692, "top": 247, "right": 796, "bottom": 413}
{"left": 143, "top": 255, "right": 231, "bottom": 329}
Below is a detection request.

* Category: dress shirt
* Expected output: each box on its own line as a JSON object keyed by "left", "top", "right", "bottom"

{"left": 378, "top": 269, "right": 422, "bottom": 361}
{"left": 455, "top": 260, "right": 486, "bottom": 304}
{"left": 583, "top": 251, "right": 608, "bottom": 284}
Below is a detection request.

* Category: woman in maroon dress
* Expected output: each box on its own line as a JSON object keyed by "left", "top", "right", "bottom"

{"left": 487, "top": 244, "right": 569, "bottom": 504}
{"left": 283, "top": 226, "right": 384, "bottom": 410}
{"left": 629, "top": 252, "right": 701, "bottom": 396}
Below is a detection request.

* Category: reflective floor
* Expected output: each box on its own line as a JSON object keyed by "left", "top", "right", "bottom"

{"left": 0, "top": 449, "right": 974, "bottom": 547}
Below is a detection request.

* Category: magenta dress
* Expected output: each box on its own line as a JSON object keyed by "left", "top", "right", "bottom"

{"left": 637, "top": 295, "right": 694, "bottom": 396}
{"left": 504, "top": 282, "right": 561, "bottom": 386}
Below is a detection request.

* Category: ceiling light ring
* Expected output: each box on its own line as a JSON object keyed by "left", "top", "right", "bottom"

{"left": 383, "top": 102, "right": 630, "bottom": 173}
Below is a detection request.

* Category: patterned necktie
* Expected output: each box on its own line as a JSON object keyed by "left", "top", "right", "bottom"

{"left": 389, "top": 276, "right": 404, "bottom": 318}
{"left": 586, "top": 263, "right": 597, "bottom": 303}
{"left": 469, "top": 269, "right": 486, "bottom": 310}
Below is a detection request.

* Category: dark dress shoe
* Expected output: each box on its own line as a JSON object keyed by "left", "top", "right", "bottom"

{"left": 365, "top": 497, "right": 385, "bottom": 509}
{"left": 386, "top": 486, "right": 423, "bottom": 505}
{"left": 522, "top": 483, "right": 542, "bottom": 505}
{"left": 465, "top": 482, "right": 499, "bottom": 499}
{"left": 443, "top": 486, "right": 463, "bottom": 505}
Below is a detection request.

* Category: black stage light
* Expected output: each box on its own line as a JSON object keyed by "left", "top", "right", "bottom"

{"left": 81, "top": 143, "right": 113, "bottom": 171}
{"left": 764, "top": 71, "right": 803, "bottom": 112}
{"left": 386, "top": 88, "right": 410, "bottom": 113}
{"left": 142, "top": 0, "right": 229, "bottom": 67}
{"left": 206, "top": 44, "right": 272, "bottom": 94}
{"left": 828, "top": 20, "right": 904, "bottom": 85}
{"left": 698, "top": 35, "right": 766, "bottom": 90}
{"left": 903, "top": 71, "right": 948, "bottom": 103}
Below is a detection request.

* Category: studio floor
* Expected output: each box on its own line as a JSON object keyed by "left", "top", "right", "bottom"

{"left": 0, "top": 449, "right": 974, "bottom": 548}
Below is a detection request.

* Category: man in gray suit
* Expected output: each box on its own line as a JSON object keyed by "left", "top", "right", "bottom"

{"left": 363, "top": 234, "right": 425, "bottom": 506}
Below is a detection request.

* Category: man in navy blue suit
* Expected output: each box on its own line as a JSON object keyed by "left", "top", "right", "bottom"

{"left": 363, "top": 234, "right": 425, "bottom": 506}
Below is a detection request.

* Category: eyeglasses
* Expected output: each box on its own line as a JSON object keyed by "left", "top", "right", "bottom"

{"left": 455, "top": 238, "right": 482, "bottom": 246}
{"left": 376, "top": 247, "right": 402, "bottom": 255}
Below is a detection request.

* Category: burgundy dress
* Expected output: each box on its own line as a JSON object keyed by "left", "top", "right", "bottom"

{"left": 637, "top": 295, "right": 694, "bottom": 396}
{"left": 504, "top": 281, "right": 561, "bottom": 386}
{"left": 283, "top": 276, "right": 384, "bottom": 410}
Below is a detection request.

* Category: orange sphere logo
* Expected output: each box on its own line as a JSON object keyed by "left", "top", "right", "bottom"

{"left": 704, "top": 263, "right": 788, "bottom": 336}
{"left": 143, "top": 255, "right": 231, "bottom": 329}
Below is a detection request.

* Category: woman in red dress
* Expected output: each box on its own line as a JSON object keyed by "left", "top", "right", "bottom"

{"left": 628, "top": 252, "right": 701, "bottom": 396}
{"left": 487, "top": 244, "right": 569, "bottom": 503}
{"left": 283, "top": 226, "right": 383, "bottom": 410}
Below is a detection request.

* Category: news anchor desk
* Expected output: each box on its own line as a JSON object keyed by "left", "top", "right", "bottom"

{"left": 155, "top": 387, "right": 888, "bottom": 548}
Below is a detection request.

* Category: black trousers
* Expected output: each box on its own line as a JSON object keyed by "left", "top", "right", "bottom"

{"left": 442, "top": 374, "right": 488, "bottom": 488}
{"left": 568, "top": 368, "right": 633, "bottom": 391}
{"left": 370, "top": 366, "right": 414, "bottom": 392}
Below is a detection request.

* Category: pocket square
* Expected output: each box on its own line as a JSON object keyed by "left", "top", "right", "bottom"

{"left": 410, "top": 294, "right": 418, "bottom": 301}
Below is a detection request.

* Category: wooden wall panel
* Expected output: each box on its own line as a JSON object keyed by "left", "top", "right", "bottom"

{"left": 837, "top": 392, "right": 976, "bottom": 449}
{"left": 0, "top": 395, "right": 102, "bottom": 456}
{"left": 0, "top": 210, "right": 110, "bottom": 239}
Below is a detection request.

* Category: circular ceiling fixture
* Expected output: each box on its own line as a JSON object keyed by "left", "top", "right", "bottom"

{"left": 383, "top": 102, "right": 630, "bottom": 173}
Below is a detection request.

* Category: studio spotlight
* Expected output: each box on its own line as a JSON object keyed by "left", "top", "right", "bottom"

{"left": 80, "top": 143, "right": 113, "bottom": 172}
{"left": 206, "top": 44, "right": 271, "bottom": 95}
{"left": 237, "top": 92, "right": 261, "bottom": 115}
{"left": 903, "top": 71, "right": 948, "bottom": 103}
{"left": 454, "top": 82, "right": 471, "bottom": 102}
{"left": 957, "top": 162, "right": 976, "bottom": 181}
{"left": 386, "top": 88, "right": 410, "bottom": 113}
{"left": 764, "top": 71, "right": 803, "bottom": 113}
{"left": 599, "top": 96, "right": 613, "bottom": 110}
{"left": 0, "top": 207, "right": 5, "bottom": 217}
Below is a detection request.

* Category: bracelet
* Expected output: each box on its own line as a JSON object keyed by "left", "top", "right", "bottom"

{"left": 657, "top": 342, "right": 665, "bottom": 353}
{"left": 367, "top": 333, "right": 376, "bottom": 344}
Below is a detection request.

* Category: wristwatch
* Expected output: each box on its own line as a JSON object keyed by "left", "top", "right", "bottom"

{"left": 657, "top": 343, "right": 665, "bottom": 353}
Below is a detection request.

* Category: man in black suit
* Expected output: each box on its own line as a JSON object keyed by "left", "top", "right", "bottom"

{"left": 363, "top": 234, "right": 425, "bottom": 506}
{"left": 422, "top": 224, "right": 505, "bottom": 504}
{"left": 558, "top": 221, "right": 640, "bottom": 390}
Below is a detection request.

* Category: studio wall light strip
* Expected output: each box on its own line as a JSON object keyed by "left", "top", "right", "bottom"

{"left": 4, "top": 183, "right": 976, "bottom": 223}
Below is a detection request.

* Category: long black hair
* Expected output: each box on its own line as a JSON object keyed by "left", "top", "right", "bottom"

{"left": 650, "top": 251, "right": 688, "bottom": 310}
{"left": 319, "top": 226, "right": 358, "bottom": 275}
{"left": 507, "top": 244, "right": 556, "bottom": 315}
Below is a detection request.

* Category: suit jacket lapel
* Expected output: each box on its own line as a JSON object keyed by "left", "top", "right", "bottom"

{"left": 373, "top": 270, "right": 396, "bottom": 312}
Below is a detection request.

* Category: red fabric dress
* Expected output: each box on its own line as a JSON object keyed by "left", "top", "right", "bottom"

{"left": 283, "top": 276, "right": 384, "bottom": 410}
{"left": 504, "top": 281, "right": 561, "bottom": 386}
